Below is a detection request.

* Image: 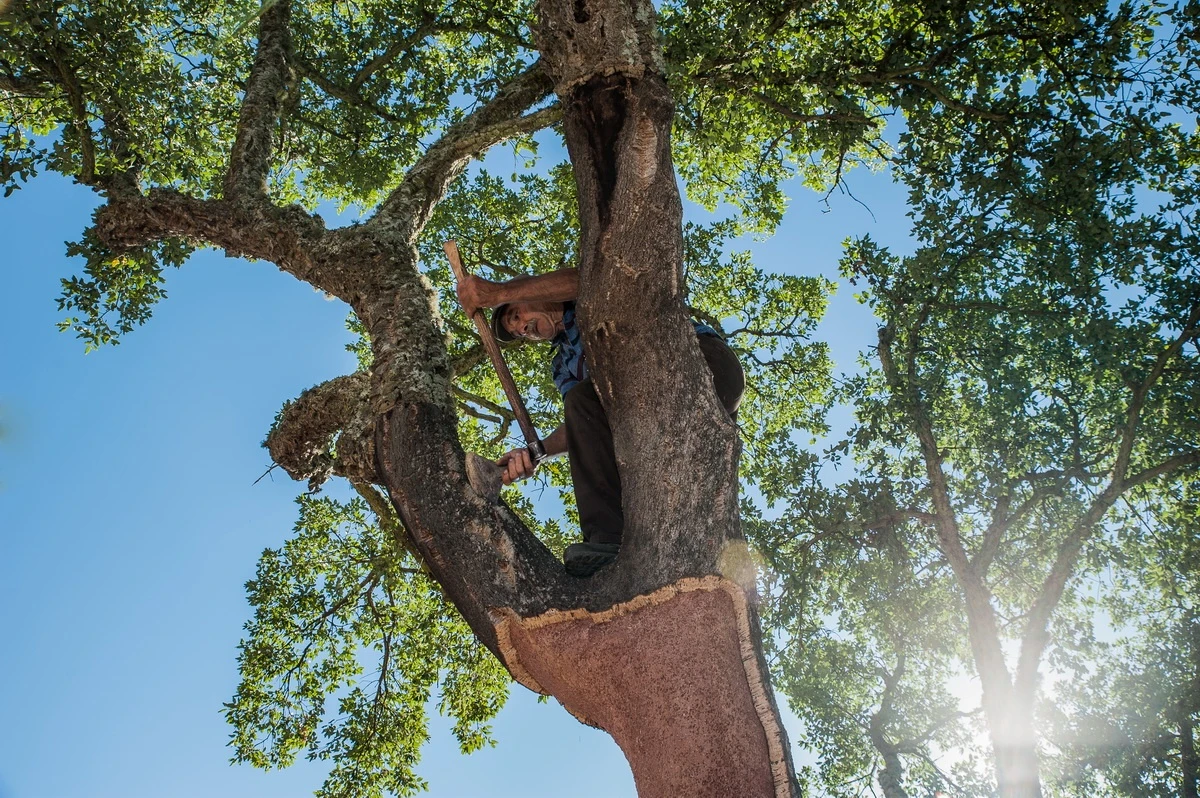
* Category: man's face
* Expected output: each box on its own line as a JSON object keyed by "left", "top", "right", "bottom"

{"left": 502, "top": 302, "right": 565, "bottom": 341}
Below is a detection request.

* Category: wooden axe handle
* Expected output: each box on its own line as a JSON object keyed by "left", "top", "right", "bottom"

{"left": 443, "top": 241, "right": 545, "bottom": 458}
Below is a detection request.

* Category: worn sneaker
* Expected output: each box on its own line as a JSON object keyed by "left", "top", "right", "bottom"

{"left": 563, "top": 542, "right": 620, "bottom": 577}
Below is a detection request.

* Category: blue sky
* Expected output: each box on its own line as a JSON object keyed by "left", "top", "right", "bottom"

{"left": 0, "top": 146, "right": 910, "bottom": 796}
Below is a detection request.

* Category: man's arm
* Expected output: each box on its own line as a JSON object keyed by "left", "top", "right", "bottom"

{"left": 496, "top": 423, "right": 567, "bottom": 484}
{"left": 457, "top": 269, "right": 579, "bottom": 317}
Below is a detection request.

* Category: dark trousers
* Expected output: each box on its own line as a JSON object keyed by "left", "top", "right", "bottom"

{"left": 564, "top": 334, "right": 745, "bottom": 545}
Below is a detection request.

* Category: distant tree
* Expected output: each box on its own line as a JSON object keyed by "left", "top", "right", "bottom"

{"left": 762, "top": 6, "right": 1200, "bottom": 790}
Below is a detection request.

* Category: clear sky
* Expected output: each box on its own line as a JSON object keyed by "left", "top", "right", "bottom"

{"left": 0, "top": 142, "right": 911, "bottom": 797}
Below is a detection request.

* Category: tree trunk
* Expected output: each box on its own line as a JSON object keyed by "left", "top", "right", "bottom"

{"left": 991, "top": 701, "right": 1042, "bottom": 798}
{"left": 371, "top": 0, "right": 799, "bottom": 795}
{"left": 1181, "top": 714, "right": 1198, "bottom": 798}
{"left": 994, "top": 745, "right": 1041, "bottom": 798}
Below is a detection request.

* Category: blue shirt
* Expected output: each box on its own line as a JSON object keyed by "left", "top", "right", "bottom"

{"left": 550, "top": 303, "right": 720, "bottom": 396}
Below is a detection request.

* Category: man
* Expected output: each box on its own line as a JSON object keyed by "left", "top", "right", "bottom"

{"left": 456, "top": 268, "right": 744, "bottom": 577}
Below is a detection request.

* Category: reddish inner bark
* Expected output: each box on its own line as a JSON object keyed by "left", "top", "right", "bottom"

{"left": 497, "top": 579, "right": 788, "bottom": 798}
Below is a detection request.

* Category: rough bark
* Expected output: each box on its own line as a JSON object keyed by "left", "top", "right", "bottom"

{"left": 265, "top": 373, "right": 374, "bottom": 490}
{"left": 372, "top": 0, "right": 799, "bottom": 792}
{"left": 368, "top": 61, "right": 558, "bottom": 242}
{"left": 224, "top": 0, "right": 293, "bottom": 201}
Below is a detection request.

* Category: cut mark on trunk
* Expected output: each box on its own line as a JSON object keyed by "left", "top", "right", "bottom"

{"left": 573, "top": 74, "right": 629, "bottom": 225}
{"left": 491, "top": 575, "right": 792, "bottom": 797}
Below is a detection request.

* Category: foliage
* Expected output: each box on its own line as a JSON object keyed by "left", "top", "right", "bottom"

{"left": 756, "top": 495, "right": 976, "bottom": 796}
{"left": 225, "top": 495, "right": 509, "bottom": 798}
{"left": 55, "top": 227, "right": 192, "bottom": 351}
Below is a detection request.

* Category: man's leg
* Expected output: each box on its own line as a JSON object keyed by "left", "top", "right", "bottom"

{"left": 562, "top": 339, "right": 744, "bottom": 576}
{"left": 563, "top": 378, "right": 623, "bottom": 545}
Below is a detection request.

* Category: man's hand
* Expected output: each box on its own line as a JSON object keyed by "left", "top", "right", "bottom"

{"left": 496, "top": 447, "right": 537, "bottom": 484}
{"left": 455, "top": 274, "right": 498, "bottom": 318}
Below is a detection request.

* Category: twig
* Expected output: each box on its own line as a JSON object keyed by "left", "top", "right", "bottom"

{"left": 252, "top": 462, "right": 281, "bottom": 485}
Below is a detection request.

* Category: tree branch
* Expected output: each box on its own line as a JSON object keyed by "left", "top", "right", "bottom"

{"left": 292, "top": 57, "right": 403, "bottom": 123}
{"left": 349, "top": 18, "right": 436, "bottom": 89}
{"left": 92, "top": 188, "right": 344, "bottom": 296}
{"left": 898, "top": 77, "right": 1012, "bottom": 123}
{"left": 366, "top": 61, "right": 557, "bottom": 241}
{"left": 351, "top": 481, "right": 423, "bottom": 566}
{"left": 0, "top": 72, "right": 52, "bottom": 97}
{"left": 25, "top": 13, "right": 97, "bottom": 183}
{"left": 974, "top": 482, "right": 1068, "bottom": 575}
{"left": 749, "top": 87, "right": 876, "bottom": 127}
{"left": 1111, "top": 303, "right": 1200, "bottom": 483}
{"left": 453, "top": 386, "right": 517, "bottom": 423}
{"left": 224, "top": 0, "right": 293, "bottom": 201}
{"left": 863, "top": 509, "right": 937, "bottom": 531}
{"left": 877, "top": 322, "right": 1014, "bottom": 714}
{"left": 265, "top": 372, "right": 374, "bottom": 491}
{"left": 869, "top": 654, "right": 911, "bottom": 798}
{"left": 451, "top": 344, "right": 489, "bottom": 377}
{"left": 1122, "top": 450, "right": 1200, "bottom": 491}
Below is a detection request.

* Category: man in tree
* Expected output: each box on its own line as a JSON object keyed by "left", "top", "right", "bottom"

{"left": 457, "top": 268, "right": 745, "bottom": 576}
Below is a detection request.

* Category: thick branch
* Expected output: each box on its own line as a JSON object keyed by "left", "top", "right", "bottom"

{"left": 973, "top": 494, "right": 1011, "bottom": 576}
{"left": 870, "top": 657, "right": 911, "bottom": 798}
{"left": 1111, "top": 304, "right": 1200, "bottom": 481}
{"left": 974, "top": 483, "right": 1066, "bottom": 575}
{"left": 877, "top": 323, "right": 1014, "bottom": 720}
{"left": 92, "top": 189, "right": 343, "bottom": 296}
{"left": 0, "top": 72, "right": 52, "bottom": 97}
{"left": 265, "top": 373, "right": 375, "bottom": 491}
{"left": 1013, "top": 452, "right": 1200, "bottom": 697}
{"left": 367, "top": 61, "right": 557, "bottom": 241}
{"left": 1123, "top": 450, "right": 1200, "bottom": 490}
{"left": 224, "top": 0, "right": 293, "bottom": 201}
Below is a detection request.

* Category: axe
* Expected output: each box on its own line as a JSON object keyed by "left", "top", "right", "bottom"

{"left": 444, "top": 241, "right": 546, "bottom": 494}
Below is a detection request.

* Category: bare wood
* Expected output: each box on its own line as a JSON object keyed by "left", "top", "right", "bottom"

{"left": 443, "top": 240, "right": 542, "bottom": 452}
